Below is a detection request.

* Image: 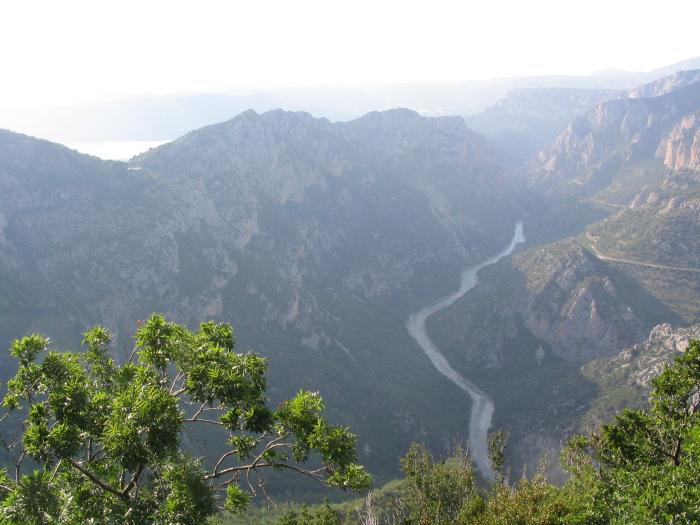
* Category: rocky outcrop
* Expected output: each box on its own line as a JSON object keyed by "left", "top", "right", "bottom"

{"left": 428, "top": 241, "right": 647, "bottom": 367}
{"left": 576, "top": 322, "right": 700, "bottom": 431}
{"left": 516, "top": 244, "right": 645, "bottom": 361}
{"left": 656, "top": 111, "right": 700, "bottom": 170}
{"left": 585, "top": 323, "right": 700, "bottom": 389}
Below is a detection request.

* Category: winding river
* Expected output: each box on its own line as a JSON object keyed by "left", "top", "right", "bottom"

{"left": 406, "top": 221, "right": 525, "bottom": 481}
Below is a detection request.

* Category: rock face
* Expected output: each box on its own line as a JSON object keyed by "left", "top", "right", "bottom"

{"left": 514, "top": 244, "right": 645, "bottom": 361}
{"left": 428, "top": 241, "right": 647, "bottom": 368}
{"left": 132, "top": 108, "right": 517, "bottom": 307}
{"left": 581, "top": 323, "right": 700, "bottom": 428}
{"left": 656, "top": 111, "right": 700, "bottom": 170}
{"left": 588, "top": 322, "right": 700, "bottom": 388}
{"left": 422, "top": 238, "right": 660, "bottom": 480}
{"left": 529, "top": 80, "right": 700, "bottom": 194}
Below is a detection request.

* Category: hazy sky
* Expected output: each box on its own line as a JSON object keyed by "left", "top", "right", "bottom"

{"left": 1, "top": 0, "right": 700, "bottom": 108}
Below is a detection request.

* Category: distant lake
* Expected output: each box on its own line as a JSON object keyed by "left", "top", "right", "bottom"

{"left": 66, "top": 141, "right": 168, "bottom": 161}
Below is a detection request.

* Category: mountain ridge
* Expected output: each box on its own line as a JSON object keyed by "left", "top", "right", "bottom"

{"left": 0, "top": 108, "right": 520, "bottom": 486}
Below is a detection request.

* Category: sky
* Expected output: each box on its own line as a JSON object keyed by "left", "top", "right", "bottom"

{"left": 1, "top": 0, "right": 699, "bottom": 110}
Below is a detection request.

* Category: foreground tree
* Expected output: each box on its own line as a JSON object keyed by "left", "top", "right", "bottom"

{"left": 277, "top": 500, "right": 341, "bottom": 525}
{"left": 399, "top": 443, "right": 484, "bottom": 525}
{"left": 0, "top": 314, "right": 371, "bottom": 524}
{"left": 567, "top": 339, "right": 700, "bottom": 524}
{"left": 343, "top": 339, "right": 700, "bottom": 525}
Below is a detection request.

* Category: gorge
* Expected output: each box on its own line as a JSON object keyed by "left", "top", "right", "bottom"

{"left": 407, "top": 221, "right": 525, "bottom": 480}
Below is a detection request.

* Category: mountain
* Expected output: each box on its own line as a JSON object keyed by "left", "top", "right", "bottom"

{"left": 420, "top": 234, "right": 679, "bottom": 474}
{"left": 464, "top": 68, "right": 700, "bottom": 167}
{"left": 591, "top": 56, "right": 700, "bottom": 87}
{"left": 2, "top": 65, "right": 700, "bottom": 494}
{"left": 0, "top": 109, "right": 520, "bottom": 486}
{"left": 413, "top": 69, "right": 700, "bottom": 476}
{"left": 528, "top": 79, "right": 700, "bottom": 195}
{"left": 465, "top": 88, "right": 623, "bottom": 164}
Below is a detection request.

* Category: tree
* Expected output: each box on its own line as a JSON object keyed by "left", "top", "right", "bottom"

{"left": 399, "top": 443, "right": 484, "bottom": 525}
{"left": 276, "top": 500, "right": 340, "bottom": 525}
{"left": 0, "top": 314, "right": 371, "bottom": 524}
{"left": 565, "top": 339, "right": 700, "bottom": 523}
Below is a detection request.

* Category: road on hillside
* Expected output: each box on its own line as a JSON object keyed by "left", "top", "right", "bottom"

{"left": 586, "top": 232, "right": 700, "bottom": 273}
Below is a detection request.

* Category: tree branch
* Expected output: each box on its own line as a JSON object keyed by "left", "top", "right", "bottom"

{"left": 184, "top": 417, "right": 222, "bottom": 426}
{"left": 206, "top": 461, "right": 329, "bottom": 487}
{"left": 65, "top": 457, "right": 128, "bottom": 501}
{"left": 169, "top": 370, "right": 185, "bottom": 395}
{"left": 121, "top": 464, "right": 145, "bottom": 496}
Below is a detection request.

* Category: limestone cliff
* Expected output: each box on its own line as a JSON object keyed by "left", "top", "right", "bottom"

{"left": 529, "top": 80, "right": 700, "bottom": 195}
{"left": 428, "top": 241, "right": 648, "bottom": 368}
{"left": 656, "top": 111, "right": 700, "bottom": 170}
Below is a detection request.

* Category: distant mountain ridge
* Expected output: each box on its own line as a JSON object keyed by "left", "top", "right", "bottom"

{"left": 466, "top": 87, "right": 624, "bottom": 164}
{"left": 468, "top": 68, "right": 700, "bottom": 166}
{"left": 6, "top": 57, "right": 700, "bottom": 146}
{"left": 629, "top": 69, "right": 700, "bottom": 98}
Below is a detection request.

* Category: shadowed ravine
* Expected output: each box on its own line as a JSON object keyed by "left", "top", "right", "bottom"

{"left": 407, "top": 221, "right": 525, "bottom": 481}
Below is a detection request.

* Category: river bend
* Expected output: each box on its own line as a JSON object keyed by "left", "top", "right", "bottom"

{"left": 406, "top": 222, "right": 525, "bottom": 481}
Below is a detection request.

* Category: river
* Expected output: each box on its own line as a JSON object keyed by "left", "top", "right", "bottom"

{"left": 406, "top": 221, "right": 525, "bottom": 481}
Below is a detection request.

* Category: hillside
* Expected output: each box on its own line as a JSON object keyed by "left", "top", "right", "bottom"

{"left": 424, "top": 237, "right": 679, "bottom": 473}
{"left": 419, "top": 69, "right": 700, "bottom": 475}
{"left": 0, "top": 110, "right": 521, "bottom": 486}
{"left": 582, "top": 322, "right": 700, "bottom": 422}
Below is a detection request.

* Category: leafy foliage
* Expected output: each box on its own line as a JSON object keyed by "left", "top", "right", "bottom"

{"left": 569, "top": 339, "right": 700, "bottom": 523}
{"left": 0, "top": 314, "right": 370, "bottom": 524}
{"left": 228, "top": 338, "right": 700, "bottom": 525}
{"left": 399, "top": 443, "right": 483, "bottom": 525}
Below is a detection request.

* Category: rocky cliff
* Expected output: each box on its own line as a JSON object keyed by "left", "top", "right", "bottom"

{"left": 529, "top": 81, "right": 700, "bottom": 195}
{"left": 427, "top": 240, "right": 649, "bottom": 368}
{"left": 656, "top": 111, "right": 700, "bottom": 170}
{"left": 581, "top": 323, "right": 700, "bottom": 423}
{"left": 586, "top": 322, "right": 700, "bottom": 389}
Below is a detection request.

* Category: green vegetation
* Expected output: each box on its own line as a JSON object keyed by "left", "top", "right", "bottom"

{"left": 582, "top": 166, "right": 700, "bottom": 323}
{"left": 230, "top": 339, "right": 700, "bottom": 524}
{"left": 591, "top": 160, "right": 667, "bottom": 207}
{"left": 573, "top": 339, "right": 700, "bottom": 523}
{"left": 0, "top": 315, "right": 370, "bottom": 524}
